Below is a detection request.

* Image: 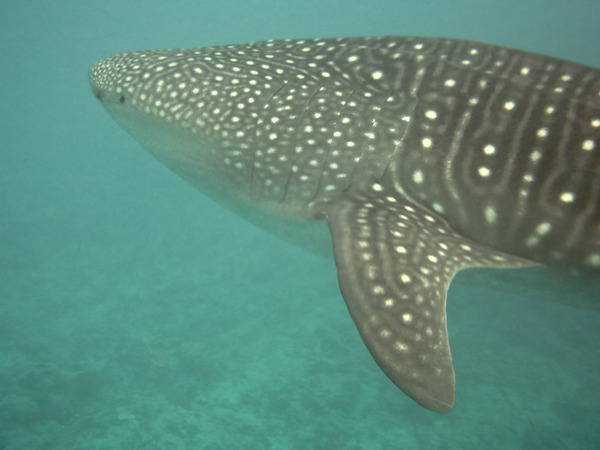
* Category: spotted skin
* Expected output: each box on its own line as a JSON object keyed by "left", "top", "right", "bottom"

{"left": 89, "top": 37, "right": 600, "bottom": 412}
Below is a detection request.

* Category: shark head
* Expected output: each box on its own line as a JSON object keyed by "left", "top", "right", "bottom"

{"left": 88, "top": 39, "right": 421, "bottom": 220}
{"left": 90, "top": 37, "right": 600, "bottom": 412}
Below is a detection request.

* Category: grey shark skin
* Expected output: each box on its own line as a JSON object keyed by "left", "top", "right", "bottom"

{"left": 89, "top": 37, "right": 600, "bottom": 412}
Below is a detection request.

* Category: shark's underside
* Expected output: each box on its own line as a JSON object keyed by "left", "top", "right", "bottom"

{"left": 89, "top": 37, "right": 600, "bottom": 412}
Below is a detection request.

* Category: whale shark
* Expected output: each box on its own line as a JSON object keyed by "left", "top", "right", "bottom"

{"left": 89, "top": 37, "right": 600, "bottom": 412}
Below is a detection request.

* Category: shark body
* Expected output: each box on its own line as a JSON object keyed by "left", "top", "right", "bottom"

{"left": 89, "top": 37, "right": 600, "bottom": 412}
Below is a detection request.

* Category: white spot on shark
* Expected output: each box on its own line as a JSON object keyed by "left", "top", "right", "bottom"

{"left": 582, "top": 139, "right": 595, "bottom": 151}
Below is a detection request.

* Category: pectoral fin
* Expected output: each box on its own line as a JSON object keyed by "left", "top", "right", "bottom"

{"left": 322, "top": 183, "right": 534, "bottom": 412}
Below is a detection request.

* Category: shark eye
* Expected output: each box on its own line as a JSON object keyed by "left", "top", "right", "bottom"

{"left": 119, "top": 95, "right": 125, "bottom": 103}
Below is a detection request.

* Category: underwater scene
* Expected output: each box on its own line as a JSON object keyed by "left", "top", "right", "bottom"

{"left": 1, "top": 1, "right": 599, "bottom": 448}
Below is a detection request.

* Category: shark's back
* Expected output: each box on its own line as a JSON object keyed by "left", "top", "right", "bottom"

{"left": 365, "top": 37, "right": 600, "bottom": 269}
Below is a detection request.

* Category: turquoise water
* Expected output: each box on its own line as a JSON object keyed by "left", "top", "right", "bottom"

{"left": 1, "top": 1, "right": 599, "bottom": 448}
